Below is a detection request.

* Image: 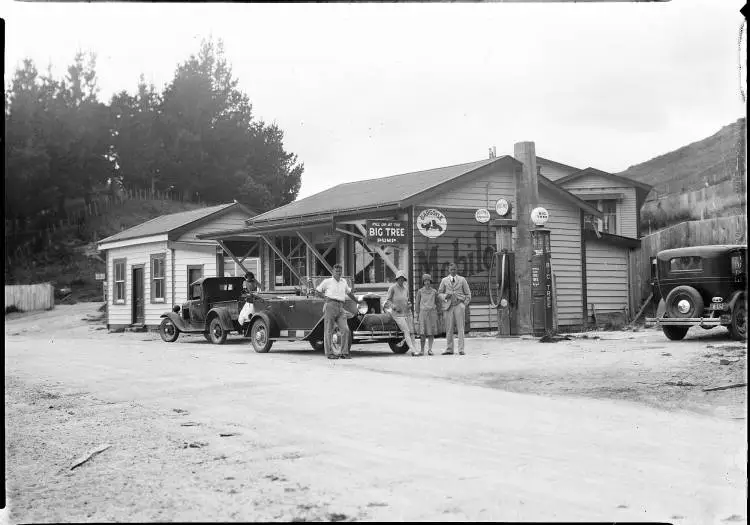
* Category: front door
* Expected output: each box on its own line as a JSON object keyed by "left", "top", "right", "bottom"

{"left": 132, "top": 266, "right": 145, "bottom": 324}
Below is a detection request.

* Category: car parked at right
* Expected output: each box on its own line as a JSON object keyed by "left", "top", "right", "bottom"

{"left": 646, "top": 244, "right": 747, "bottom": 341}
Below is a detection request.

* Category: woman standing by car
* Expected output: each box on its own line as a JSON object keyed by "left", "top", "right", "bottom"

{"left": 415, "top": 273, "right": 439, "bottom": 356}
{"left": 385, "top": 270, "right": 417, "bottom": 355}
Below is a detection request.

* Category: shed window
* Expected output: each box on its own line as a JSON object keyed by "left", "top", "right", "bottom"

{"left": 151, "top": 253, "right": 166, "bottom": 302}
{"left": 114, "top": 258, "right": 126, "bottom": 304}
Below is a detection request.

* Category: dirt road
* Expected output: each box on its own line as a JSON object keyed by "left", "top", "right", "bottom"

{"left": 4, "top": 304, "right": 747, "bottom": 523}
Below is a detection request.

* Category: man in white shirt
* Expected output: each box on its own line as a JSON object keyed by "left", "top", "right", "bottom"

{"left": 437, "top": 262, "right": 472, "bottom": 355}
{"left": 315, "top": 264, "right": 358, "bottom": 359}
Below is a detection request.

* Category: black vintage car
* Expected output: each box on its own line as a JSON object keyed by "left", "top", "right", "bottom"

{"left": 159, "top": 277, "right": 246, "bottom": 344}
{"left": 159, "top": 276, "right": 406, "bottom": 353}
{"left": 646, "top": 244, "right": 747, "bottom": 341}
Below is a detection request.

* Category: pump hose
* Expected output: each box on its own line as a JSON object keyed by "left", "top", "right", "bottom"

{"left": 488, "top": 251, "right": 507, "bottom": 309}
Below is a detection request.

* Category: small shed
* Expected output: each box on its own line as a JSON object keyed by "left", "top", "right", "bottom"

{"left": 97, "top": 202, "right": 256, "bottom": 330}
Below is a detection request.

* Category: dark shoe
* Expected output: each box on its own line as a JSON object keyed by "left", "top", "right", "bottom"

{"left": 427, "top": 350, "right": 434, "bottom": 356}
{"left": 458, "top": 351, "right": 465, "bottom": 355}
{"left": 340, "top": 354, "right": 351, "bottom": 359}
{"left": 327, "top": 355, "right": 339, "bottom": 360}
{"left": 442, "top": 351, "right": 454, "bottom": 355}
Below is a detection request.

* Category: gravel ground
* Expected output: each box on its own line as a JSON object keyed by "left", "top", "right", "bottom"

{"left": 3, "top": 303, "right": 747, "bottom": 523}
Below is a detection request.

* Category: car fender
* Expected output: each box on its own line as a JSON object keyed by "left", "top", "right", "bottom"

{"left": 206, "top": 308, "right": 235, "bottom": 331}
{"left": 305, "top": 317, "right": 326, "bottom": 341}
{"left": 160, "top": 312, "right": 190, "bottom": 332}
{"left": 655, "top": 299, "right": 667, "bottom": 318}
{"left": 727, "top": 291, "right": 746, "bottom": 311}
{"left": 249, "top": 311, "right": 281, "bottom": 338}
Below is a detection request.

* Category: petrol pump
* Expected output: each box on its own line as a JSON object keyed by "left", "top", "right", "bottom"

{"left": 491, "top": 198, "right": 518, "bottom": 336}
{"left": 529, "top": 207, "right": 554, "bottom": 337}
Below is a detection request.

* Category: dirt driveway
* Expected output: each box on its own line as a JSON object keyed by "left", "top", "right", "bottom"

{"left": 4, "top": 303, "right": 747, "bottom": 523}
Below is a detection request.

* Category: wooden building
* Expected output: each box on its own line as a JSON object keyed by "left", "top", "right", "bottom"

{"left": 201, "top": 143, "right": 650, "bottom": 333}
{"left": 97, "top": 202, "right": 256, "bottom": 330}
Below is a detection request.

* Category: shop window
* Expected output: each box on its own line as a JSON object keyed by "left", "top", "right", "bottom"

{"left": 274, "top": 237, "right": 307, "bottom": 286}
{"left": 114, "top": 258, "right": 126, "bottom": 304}
{"left": 151, "top": 253, "right": 166, "bottom": 302}
{"left": 354, "top": 243, "right": 399, "bottom": 284}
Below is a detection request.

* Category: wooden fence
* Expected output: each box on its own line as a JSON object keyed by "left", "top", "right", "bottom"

{"left": 5, "top": 283, "right": 55, "bottom": 312}
{"left": 629, "top": 215, "right": 747, "bottom": 312}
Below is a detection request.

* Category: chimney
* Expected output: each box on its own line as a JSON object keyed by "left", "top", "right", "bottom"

{"left": 513, "top": 141, "right": 540, "bottom": 335}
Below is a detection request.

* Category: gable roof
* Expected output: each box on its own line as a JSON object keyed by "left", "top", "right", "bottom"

{"left": 555, "top": 167, "right": 653, "bottom": 192}
{"left": 537, "top": 156, "right": 581, "bottom": 173}
{"left": 99, "top": 202, "right": 256, "bottom": 246}
{"left": 247, "top": 156, "right": 520, "bottom": 225}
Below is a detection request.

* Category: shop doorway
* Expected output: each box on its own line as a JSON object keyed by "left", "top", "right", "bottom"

{"left": 131, "top": 265, "right": 145, "bottom": 325}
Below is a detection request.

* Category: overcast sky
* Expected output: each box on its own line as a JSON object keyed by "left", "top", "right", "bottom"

{"left": 3, "top": 0, "right": 746, "bottom": 199}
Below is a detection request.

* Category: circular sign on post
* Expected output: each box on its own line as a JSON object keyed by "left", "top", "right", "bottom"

{"left": 530, "top": 207, "right": 549, "bottom": 226}
{"left": 474, "top": 208, "right": 491, "bottom": 223}
{"left": 417, "top": 208, "right": 448, "bottom": 238}
{"left": 495, "top": 198, "right": 511, "bottom": 217}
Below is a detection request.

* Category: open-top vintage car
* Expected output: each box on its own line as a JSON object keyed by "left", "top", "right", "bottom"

{"left": 159, "top": 276, "right": 406, "bottom": 353}
{"left": 646, "top": 244, "right": 747, "bottom": 341}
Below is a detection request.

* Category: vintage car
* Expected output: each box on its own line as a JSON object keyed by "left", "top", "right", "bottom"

{"left": 246, "top": 291, "right": 406, "bottom": 354}
{"left": 646, "top": 244, "right": 747, "bottom": 341}
{"left": 159, "top": 276, "right": 406, "bottom": 353}
{"left": 159, "top": 276, "right": 246, "bottom": 344}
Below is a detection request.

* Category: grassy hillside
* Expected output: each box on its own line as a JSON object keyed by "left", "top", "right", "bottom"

{"left": 618, "top": 118, "right": 747, "bottom": 232}
{"left": 619, "top": 117, "right": 746, "bottom": 196}
{"left": 5, "top": 197, "right": 208, "bottom": 304}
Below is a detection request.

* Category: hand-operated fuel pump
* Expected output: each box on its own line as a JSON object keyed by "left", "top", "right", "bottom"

{"left": 529, "top": 207, "right": 554, "bottom": 337}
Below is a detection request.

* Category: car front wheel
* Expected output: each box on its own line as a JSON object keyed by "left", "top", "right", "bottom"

{"left": 662, "top": 325, "right": 689, "bottom": 341}
{"left": 208, "top": 317, "right": 227, "bottom": 345}
{"left": 159, "top": 318, "right": 180, "bottom": 343}
{"left": 728, "top": 299, "right": 747, "bottom": 341}
{"left": 251, "top": 318, "right": 273, "bottom": 353}
{"left": 388, "top": 339, "right": 409, "bottom": 354}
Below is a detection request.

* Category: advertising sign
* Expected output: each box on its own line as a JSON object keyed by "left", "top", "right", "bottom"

{"left": 416, "top": 208, "right": 447, "bottom": 238}
{"left": 365, "top": 220, "right": 407, "bottom": 245}
{"left": 474, "top": 208, "right": 491, "bottom": 223}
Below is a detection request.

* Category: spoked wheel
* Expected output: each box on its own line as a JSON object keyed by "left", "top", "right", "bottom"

{"left": 728, "top": 299, "right": 747, "bottom": 341}
{"left": 251, "top": 318, "right": 273, "bottom": 353}
{"left": 208, "top": 317, "right": 227, "bottom": 345}
{"left": 159, "top": 318, "right": 180, "bottom": 343}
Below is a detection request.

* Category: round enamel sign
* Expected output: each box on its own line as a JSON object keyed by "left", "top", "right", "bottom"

{"left": 475, "top": 208, "right": 491, "bottom": 223}
{"left": 417, "top": 208, "right": 447, "bottom": 238}
{"left": 530, "top": 206, "right": 550, "bottom": 226}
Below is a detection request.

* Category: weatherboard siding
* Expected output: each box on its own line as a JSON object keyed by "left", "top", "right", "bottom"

{"left": 560, "top": 175, "right": 638, "bottom": 238}
{"left": 106, "top": 241, "right": 171, "bottom": 328}
{"left": 585, "top": 240, "right": 629, "bottom": 315}
{"left": 538, "top": 162, "right": 577, "bottom": 182}
{"left": 175, "top": 210, "right": 251, "bottom": 243}
{"left": 419, "top": 169, "right": 517, "bottom": 210}
{"left": 538, "top": 185, "right": 583, "bottom": 327}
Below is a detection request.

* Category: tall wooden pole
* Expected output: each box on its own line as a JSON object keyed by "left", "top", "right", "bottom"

{"left": 514, "top": 141, "right": 539, "bottom": 335}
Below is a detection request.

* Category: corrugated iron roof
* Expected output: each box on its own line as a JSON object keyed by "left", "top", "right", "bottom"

{"left": 248, "top": 158, "right": 500, "bottom": 224}
{"left": 99, "top": 203, "right": 236, "bottom": 244}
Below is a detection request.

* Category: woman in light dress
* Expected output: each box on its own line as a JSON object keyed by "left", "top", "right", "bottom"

{"left": 414, "top": 273, "right": 439, "bottom": 356}
{"left": 384, "top": 270, "right": 417, "bottom": 354}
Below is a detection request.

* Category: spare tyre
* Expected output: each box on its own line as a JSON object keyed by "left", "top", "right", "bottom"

{"left": 665, "top": 285, "right": 704, "bottom": 319}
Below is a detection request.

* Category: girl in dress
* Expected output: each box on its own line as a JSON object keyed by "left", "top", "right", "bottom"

{"left": 415, "top": 273, "right": 439, "bottom": 356}
{"left": 385, "top": 270, "right": 417, "bottom": 354}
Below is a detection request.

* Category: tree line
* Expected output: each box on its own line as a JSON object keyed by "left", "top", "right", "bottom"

{"left": 5, "top": 39, "right": 304, "bottom": 230}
